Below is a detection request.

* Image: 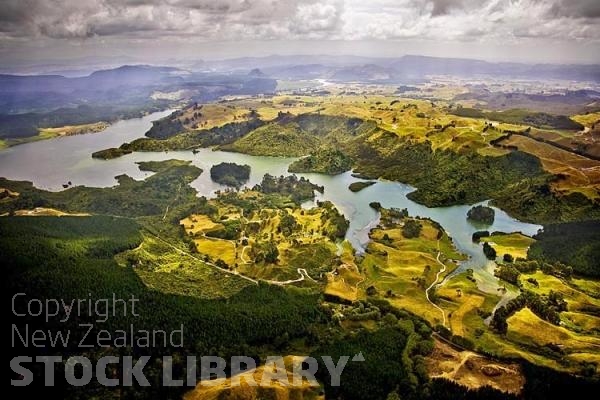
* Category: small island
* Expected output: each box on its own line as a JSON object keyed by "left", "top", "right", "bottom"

{"left": 91, "top": 147, "right": 132, "bottom": 160}
{"left": 467, "top": 205, "right": 495, "bottom": 225}
{"left": 349, "top": 181, "right": 376, "bottom": 192}
{"left": 288, "top": 148, "right": 352, "bottom": 175}
{"left": 210, "top": 162, "right": 251, "bottom": 188}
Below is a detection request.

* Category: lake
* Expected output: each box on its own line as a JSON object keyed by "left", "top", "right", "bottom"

{"left": 0, "top": 110, "right": 541, "bottom": 296}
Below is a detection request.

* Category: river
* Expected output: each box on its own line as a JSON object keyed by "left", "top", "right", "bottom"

{"left": 0, "top": 110, "right": 541, "bottom": 297}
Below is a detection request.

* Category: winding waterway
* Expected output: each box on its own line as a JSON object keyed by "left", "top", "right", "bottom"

{"left": 0, "top": 110, "right": 541, "bottom": 296}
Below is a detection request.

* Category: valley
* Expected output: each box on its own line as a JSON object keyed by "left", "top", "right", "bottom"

{"left": 3, "top": 77, "right": 600, "bottom": 399}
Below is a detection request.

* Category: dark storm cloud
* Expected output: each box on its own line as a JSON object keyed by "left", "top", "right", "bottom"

{"left": 549, "top": 0, "right": 600, "bottom": 19}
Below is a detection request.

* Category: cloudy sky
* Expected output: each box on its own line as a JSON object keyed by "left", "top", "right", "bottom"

{"left": 1, "top": 0, "right": 599, "bottom": 67}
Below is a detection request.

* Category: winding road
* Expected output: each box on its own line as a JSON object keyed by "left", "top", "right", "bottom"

{"left": 266, "top": 268, "right": 317, "bottom": 285}
{"left": 425, "top": 240, "right": 447, "bottom": 326}
{"left": 146, "top": 229, "right": 319, "bottom": 287}
{"left": 145, "top": 230, "right": 260, "bottom": 284}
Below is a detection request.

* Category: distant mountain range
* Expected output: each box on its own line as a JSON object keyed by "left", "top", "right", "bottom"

{"left": 203, "top": 54, "right": 600, "bottom": 83}
{"left": 0, "top": 65, "right": 277, "bottom": 138}
{"left": 0, "top": 64, "right": 276, "bottom": 115}
{"left": 0, "top": 65, "right": 183, "bottom": 94}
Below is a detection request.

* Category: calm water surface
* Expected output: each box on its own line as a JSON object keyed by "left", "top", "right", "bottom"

{"left": 0, "top": 110, "right": 541, "bottom": 296}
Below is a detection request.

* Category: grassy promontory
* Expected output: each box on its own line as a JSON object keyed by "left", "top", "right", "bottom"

{"left": 288, "top": 148, "right": 353, "bottom": 175}
{"left": 92, "top": 147, "right": 132, "bottom": 160}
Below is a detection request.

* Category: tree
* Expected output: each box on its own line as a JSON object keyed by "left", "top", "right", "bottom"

{"left": 472, "top": 230, "right": 489, "bottom": 242}
{"left": 482, "top": 242, "right": 497, "bottom": 260}
{"left": 251, "top": 241, "right": 280, "bottom": 264}
{"left": 402, "top": 219, "right": 422, "bottom": 238}
{"left": 366, "top": 285, "right": 378, "bottom": 296}
{"left": 264, "top": 242, "right": 279, "bottom": 263}
{"left": 467, "top": 205, "right": 495, "bottom": 224}
{"left": 386, "top": 391, "right": 401, "bottom": 400}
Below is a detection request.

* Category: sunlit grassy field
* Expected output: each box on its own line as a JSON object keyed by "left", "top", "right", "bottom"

{"left": 194, "top": 237, "right": 237, "bottom": 265}
{"left": 480, "top": 233, "right": 535, "bottom": 260}
{"left": 117, "top": 233, "right": 251, "bottom": 299}
{"left": 500, "top": 134, "right": 600, "bottom": 199}
{"left": 437, "top": 271, "right": 500, "bottom": 337}
{"left": 571, "top": 111, "right": 600, "bottom": 127}
{"left": 362, "top": 216, "right": 465, "bottom": 325}
{"left": 507, "top": 308, "right": 600, "bottom": 353}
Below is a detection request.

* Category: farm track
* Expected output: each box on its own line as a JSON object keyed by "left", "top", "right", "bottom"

{"left": 425, "top": 240, "right": 447, "bottom": 326}
{"left": 145, "top": 229, "right": 317, "bottom": 287}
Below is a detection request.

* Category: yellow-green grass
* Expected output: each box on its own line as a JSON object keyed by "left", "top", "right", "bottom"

{"left": 194, "top": 237, "right": 237, "bottom": 266}
{"left": 310, "top": 95, "right": 523, "bottom": 155}
{"left": 117, "top": 234, "right": 250, "bottom": 299}
{"left": 172, "top": 93, "right": 551, "bottom": 156}
{"left": 184, "top": 355, "right": 323, "bottom": 400}
{"left": 177, "top": 103, "right": 253, "bottom": 131}
{"left": 324, "top": 271, "right": 361, "bottom": 302}
{"left": 240, "top": 207, "right": 341, "bottom": 281}
{"left": 244, "top": 207, "right": 341, "bottom": 248}
{"left": 506, "top": 308, "right": 600, "bottom": 354}
{"left": 5, "top": 132, "right": 58, "bottom": 146}
{"left": 561, "top": 312, "right": 600, "bottom": 333}
{"left": 480, "top": 233, "right": 535, "bottom": 260}
{"left": 38, "top": 122, "right": 108, "bottom": 137}
{"left": 323, "top": 240, "right": 363, "bottom": 301}
{"left": 362, "top": 219, "right": 464, "bottom": 325}
{"left": 180, "top": 201, "right": 345, "bottom": 282}
{"left": 529, "top": 127, "right": 575, "bottom": 142}
{"left": 469, "top": 269, "right": 600, "bottom": 372}
{"left": 437, "top": 272, "right": 500, "bottom": 337}
{"left": 338, "top": 240, "right": 358, "bottom": 267}
{"left": 477, "top": 146, "right": 510, "bottom": 157}
{"left": 362, "top": 250, "right": 443, "bottom": 323}
{"left": 291, "top": 208, "right": 332, "bottom": 235}
{"left": 571, "top": 276, "right": 600, "bottom": 296}
{"left": 474, "top": 327, "right": 578, "bottom": 373}
{"left": 520, "top": 271, "right": 600, "bottom": 313}
{"left": 3, "top": 122, "right": 107, "bottom": 147}
{"left": 218, "top": 207, "right": 243, "bottom": 221}
{"left": 471, "top": 307, "right": 600, "bottom": 374}
{"left": 0, "top": 139, "right": 7, "bottom": 150}
{"left": 325, "top": 261, "right": 364, "bottom": 303}
{"left": 172, "top": 92, "right": 584, "bottom": 160}
{"left": 567, "top": 352, "right": 600, "bottom": 366}
{"left": 256, "top": 104, "right": 321, "bottom": 120}
{"left": 500, "top": 134, "right": 600, "bottom": 199}
{"left": 14, "top": 207, "right": 89, "bottom": 217}
{"left": 571, "top": 111, "right": 600, "bottom": 127}
{"left": 180, "top": 214, "right": 223, "bottom": 235}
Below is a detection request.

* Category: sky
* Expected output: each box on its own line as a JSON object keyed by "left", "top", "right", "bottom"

{"left": 0, "top": 0, "right": 599, "bottom": 68}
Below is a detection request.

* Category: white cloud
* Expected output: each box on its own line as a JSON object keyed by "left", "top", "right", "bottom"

{"left": 0, "top": 0, "right": 597, "bottom": 43}
{"left": 0, "top": 0, "right": 598, "bottom": 63}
